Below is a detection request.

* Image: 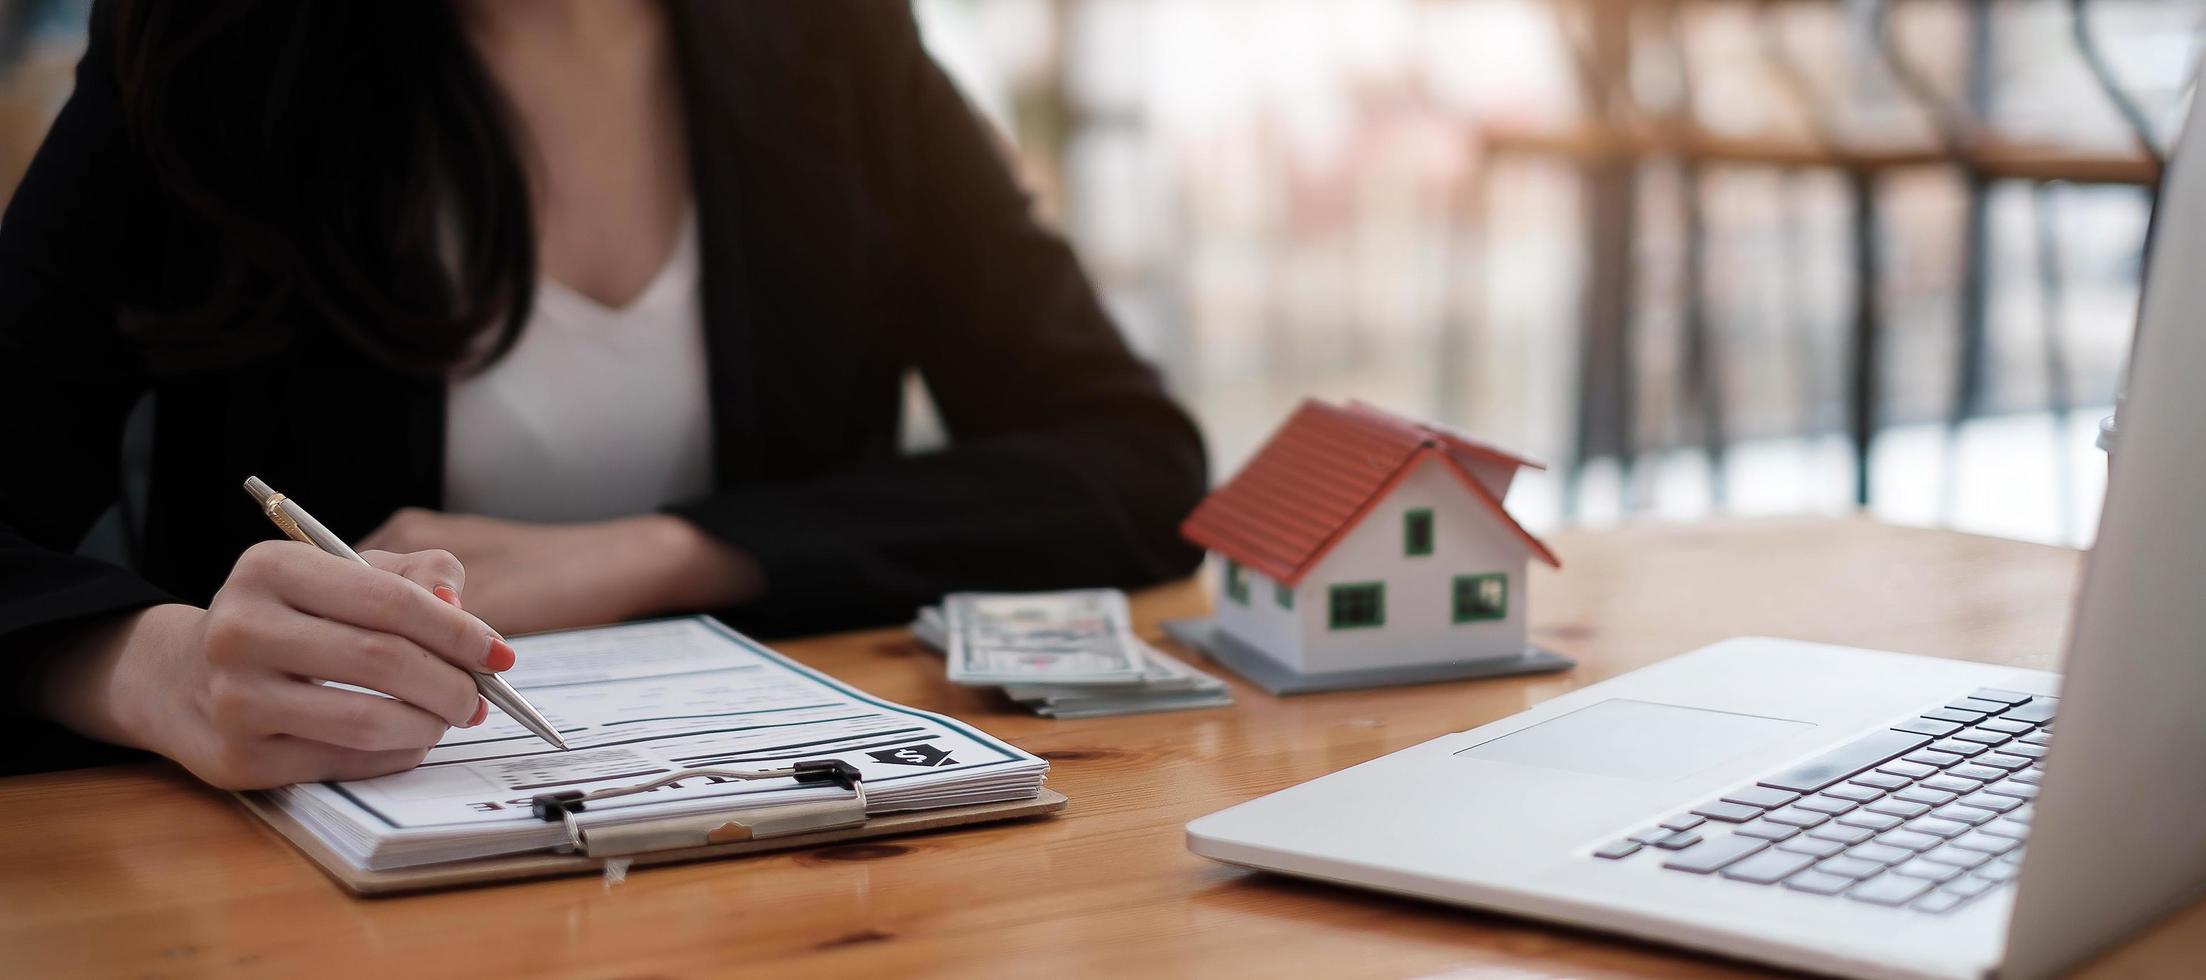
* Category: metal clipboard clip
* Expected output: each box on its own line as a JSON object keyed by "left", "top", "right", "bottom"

{"left": 526, "top": 759, "right": 868, "bottom": 859}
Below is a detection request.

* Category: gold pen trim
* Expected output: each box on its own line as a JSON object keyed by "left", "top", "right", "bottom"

{"left": 262, "top": 493, "right": 307, "bottom": 540}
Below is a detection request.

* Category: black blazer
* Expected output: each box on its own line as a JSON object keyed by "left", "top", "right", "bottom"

{"left": 0, "top": 3, "right": 1207, "bottom": 761}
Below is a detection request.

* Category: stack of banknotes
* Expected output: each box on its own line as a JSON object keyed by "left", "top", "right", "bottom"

{"left": 912, "top": 589, "right": 1234, "bottom": 719}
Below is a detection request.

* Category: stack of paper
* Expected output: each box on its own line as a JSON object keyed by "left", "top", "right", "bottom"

{"left": 260, "top": 617, "right": 1049, "bottom": 872}
{"left": 916, "top": 590, "right": 1234, "bottom": 718}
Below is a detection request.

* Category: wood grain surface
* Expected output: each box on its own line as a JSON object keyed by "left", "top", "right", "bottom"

{"left": 3, "top": 517, "right": 2199, "bottom": 979}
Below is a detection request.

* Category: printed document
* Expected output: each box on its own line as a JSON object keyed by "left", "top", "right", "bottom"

{"left": 263, "top": 617, "right": 1047, "bottom": 870}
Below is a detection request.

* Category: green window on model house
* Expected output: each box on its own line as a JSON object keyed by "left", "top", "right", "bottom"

{"left": 1328, "top": 582, "right": 1385, "bottom": 629}
{"left": 1275, "top": 583, "right": 1294, "bottom": 609}
{"left": 1452, "top": 573, "right": 1508, "bottom": 623}
{"left": 1403, "top": 508, "right": 1434, "bottom": 556}
{"left": 1225, "top": 560, "right": 1249, "bottom": 605}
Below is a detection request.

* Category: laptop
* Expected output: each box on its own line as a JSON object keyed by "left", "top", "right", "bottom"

{"left": 1184, "top": 90, "right": 2206, "bottom": 980}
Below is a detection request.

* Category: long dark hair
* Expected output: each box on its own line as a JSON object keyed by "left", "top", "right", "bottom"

{"left": 108, "top": 0, "right": 534, "bottom": 375}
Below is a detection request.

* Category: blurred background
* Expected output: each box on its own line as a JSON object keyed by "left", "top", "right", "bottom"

{"left": 4, "top": 0, "right": 2199, "bottom": 548}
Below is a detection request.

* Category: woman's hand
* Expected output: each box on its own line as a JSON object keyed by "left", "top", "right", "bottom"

{"left": 38, "top": 543, "right": 512, "bottom": 790}
{"left": 359, "top": 510, "right": 760, "bottom": 635}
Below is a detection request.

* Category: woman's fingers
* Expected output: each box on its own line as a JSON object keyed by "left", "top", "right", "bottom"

{"left": 234, "top": 615, "right": 484, "bottom": 727}
{"left": 225, "top": 679, "right": 455, "bottom": 753}
{"left": 234, "top": 542, "right": 513, "bottom": 674}
{"left": 224, "top": 736, "right": 431, "bottom": 789}
{"left": 361, "top": 549, "right": 466, "bottom": 608}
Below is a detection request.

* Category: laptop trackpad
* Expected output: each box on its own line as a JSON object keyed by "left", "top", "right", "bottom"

{"left": 1454, "top": 698, "right": 1815, "bottom": 782}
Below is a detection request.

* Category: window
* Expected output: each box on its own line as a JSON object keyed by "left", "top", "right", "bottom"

{"left": 1225, "top": 560, "right": 1249, "bottom": 605}
{"left": 1328, "top": 582, "right": 1385, "bottom": 629}
{"left": 1275, "top": 583, "right": 1294, "bottom": 609}
{"left": 1453, "top": 573, "right": 1508, "bottom": 623}
{"left": 1403, "top": 508, "right": 1434, "bottom": 556}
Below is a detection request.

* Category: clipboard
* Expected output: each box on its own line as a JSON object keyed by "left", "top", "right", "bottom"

{"left": 238, "top": 781, "right": 1068, "bottom": 896}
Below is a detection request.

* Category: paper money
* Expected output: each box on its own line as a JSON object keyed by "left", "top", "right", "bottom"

{"left": 944, "top": 590, "right": 1148, "bottom": 686}
{"left": 1001, "top": 641, "right": 1221, "bottom": 700}
{"left": 917, "top": 591, "right": 1235, "bottom": 718}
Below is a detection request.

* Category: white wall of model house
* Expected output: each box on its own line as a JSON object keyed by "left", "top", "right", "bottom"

{"left": 1213, "top": 454, "right": 1533, "bottom": 674}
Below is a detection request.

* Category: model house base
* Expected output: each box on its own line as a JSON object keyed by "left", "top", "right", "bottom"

{"left": 1161, "top": 616, "right": 1574, "bottom": 695}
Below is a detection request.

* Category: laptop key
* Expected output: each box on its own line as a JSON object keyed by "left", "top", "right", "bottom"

{"left": 1928, "top": 739, "right": 1989, "bottom": 758}
{"left": 1950, "top": 831, "right": 2019, "bottom": 855}
{"left": 1893, "top": 717, "right": 1964, "bottom": 738}
{"left": 2001, "top": 697, "right": 2057, "bottom": 724}
{"left": 1920, "top": 707, "right": 1986, "bottom": 725}
{"left": 1691, "top": 801, "right": 1763, "bottom": 823}
{"left": 2018, "top": 731, "right": 2052, "bottom": 747}
{"left": 1919, "top": 775, "right": 1981, "bottom": 794}
{"left": 1945, "top": 875, "right": 1998, "bottom": 898}
{"left": 1893, "top": 859, "right": 1965, "bottom": 883}
{"left": 1850, "top": 771, "right": 1912, "bottom": 791}
{"left": 1835, "top": 810, "right": 1903, "bottom": 832}
{"left": 1903, "top": 749, "right": 1963, "bottom": 768}
{"left": 1948, "top": 763, "right": 2008, "bottom": 782}
{"left": 2008, "top": 769, "right": 2045, "bottom": 786}
{"left": 1981, "top": 779, "right": 2038, "bottom": 801}
{"left": 1848, "top": 875, "right": 1935, "bottom": 906}
{"left": 1975, "top": 753, "right": 2032, "bottom": 771}
{"left": 1950, "top": 728, "right": 2012, "bottom": 746}
{"left": 1594, "top": 840, "right": 1642, "bottom": 859}
{"left": 1973, "top": 861, "right": 2021, "bottom": 883}
{"left": 1847, "top": 841, "right": 1914, "bottom": 866}
{"left": 1663, "top": 835, "right": 1769, "bottom": 874}
{"left": 1877, "top": 760, "right": 1938, "bottom": 780}
{"left": 1978, "top": 718, "right": 2034, "bottom": 735}
{"left": 1758, "top": 730, "right": 1932, "bottom": 794}
{"left": 1764, "top": 806, "right": 1830, "bottom": 828}
{"left": 1813, "top": 855, "right": 1886, "bottom": 880}
{"left": 1778, "top": 836, "right": 1849, "bottom": 859}
{"left": 1721, "top": 849, "right": 1819, "bottom": 885}
{"left": 1955, "top": 791, "right": 2021, "bottom": 814}
{"left": 1919, "top": 844, "right": 1994, "bottom": 870}
{"left": 1720, "top": 786, "right": 1801, "bottom": 809}
{"left": 1660, "top": 814, "right": 1707, "bottom": 832}
{"left": 1914, "top": 890, "right": 1968, "bottom": 914}
{"left": 1735, "top": 819, "right": 1801, "bottom": 842}
{"left": 1894, "top": 786, "right": 1958, "bottom": 807}
{"left": 1874, "top": 829, "right": 1944, "bottom": 852}
{"left": 1629, "top": 828, "right": 1686, "bottom": 846}
{"left": 1905, "top": 816, "right": 1972, "bottom": 839}
{"left": 1946, "top": 697, "right": 2011, "bottom": 715}
{"left": 1970, "top": 688, "right": 2034, "bottom": 705}
{"left": 1794, "top": 796, "right": 1858, "bottom": 816}
{"left": 1931, "top": 804, "right": 1996, "bottom": 827}
{"left": 2001, "top": 743, "right": 2048, "bottom": 760}
{"left": 1821, "top": 783, "right": 1885, "bottom": 803}
{"left": 1783, "top": 870, "right": 1856, "bottom": 895}
{"left": 1978, "top": 818, "right": 2030, "bottom": 840}
{"left": 1866, "top": 798, "right": 1932, "bottom": 819}
{"left": 1806, "top": 822, "right": 1877, "bottom": 846}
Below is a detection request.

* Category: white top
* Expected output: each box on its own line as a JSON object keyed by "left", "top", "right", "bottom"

{"left": 443, "top": 213, "right": 713, "bottom": 523}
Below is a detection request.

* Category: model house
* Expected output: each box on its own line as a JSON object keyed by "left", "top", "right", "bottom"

{"left": 1179, "top": 399, "right": 1559, "bottom": 679}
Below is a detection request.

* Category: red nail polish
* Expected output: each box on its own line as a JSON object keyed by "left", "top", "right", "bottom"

{"left": 485, "top": 638, "right": 516, "bottom": 672}
{"left": 468, "top": 698, "right": 490, "bottom": 727}
{"left": 433, "top": 585, "right": 462, "bottom": 609}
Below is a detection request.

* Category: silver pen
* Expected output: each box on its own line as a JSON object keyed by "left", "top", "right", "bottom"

{"left": 242, "top": 476, "right": 570, "bottom": 751}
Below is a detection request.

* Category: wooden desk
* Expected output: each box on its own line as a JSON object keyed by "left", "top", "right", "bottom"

{"left": 4, "top": 517, "right": 2201, "bottom": 978}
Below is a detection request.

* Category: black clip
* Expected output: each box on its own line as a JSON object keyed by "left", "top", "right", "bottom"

{"left": 792, "top": 759, "right": 863, "bottom": 791}
{"left": 531, "top": 789, "right": 589, "bottom": 822}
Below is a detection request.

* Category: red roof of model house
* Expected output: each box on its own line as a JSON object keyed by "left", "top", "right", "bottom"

{"left": 1180, "top": 399, "right": 1558, "bottom": 587}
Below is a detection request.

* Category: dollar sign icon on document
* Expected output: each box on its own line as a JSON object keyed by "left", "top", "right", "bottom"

{"left": 867, "top": 744, "right": 956, "bottom": 768}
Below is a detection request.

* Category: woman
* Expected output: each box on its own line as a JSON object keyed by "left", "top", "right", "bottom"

{"left": 0, "top": 1, "right": 1205, "bottom": 787}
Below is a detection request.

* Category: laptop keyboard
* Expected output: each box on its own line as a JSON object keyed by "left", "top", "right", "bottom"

{"left": 1592, "top": 688, "right": 2056, "bottom": 914}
